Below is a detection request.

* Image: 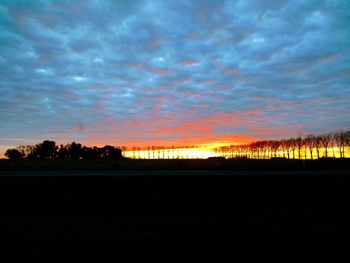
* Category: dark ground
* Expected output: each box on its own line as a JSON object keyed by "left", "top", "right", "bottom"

{"left": 1, "top": 157, "right": 350, "bottom": 171}
{"left": 1, "top": 161, "right": 350, "bottom": 261}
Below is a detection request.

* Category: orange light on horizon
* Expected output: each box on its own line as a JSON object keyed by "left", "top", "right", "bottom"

{"left": 122, "top": 142, "right": 238, "bottom": 159}
{"left": 123, "top": 144, "right": 350, "bottom": 160}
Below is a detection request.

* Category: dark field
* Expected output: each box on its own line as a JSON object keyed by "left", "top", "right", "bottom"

{"left": 1, "top": 161, "right": 350, "bottom": 261}
{"left": 1, "top": 157, "right": 350, "bottom": 171}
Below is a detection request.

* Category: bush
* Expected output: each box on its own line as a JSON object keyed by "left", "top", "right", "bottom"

{"left": 5, "top": 149, "right": 23, "bottom": 160}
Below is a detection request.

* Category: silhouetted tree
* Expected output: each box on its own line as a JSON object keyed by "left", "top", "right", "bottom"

{"left": 312, "top": 136, "right": 322, "bottom": 159}
{"left": 304, "top": 135, "right": 315, "bottom": 159}
{"left": 335, "top": 131, "right": 346, "bottom": 158}
{"left": 5, "top": 149, "right": 23, "bottom": 160}
{"left": 67, "top": 142, "right": 82, "bottom": 159}
{"left": 289, "top": 138, "right": 296, "bottom": 159}
{"left": 330, "top": 133, "right": 337, "bottom": 157}
{"left": 281, "top": 140, "right": 290, "bottom": 159}
{"left": 295, "top": 137, "right": 303, "bottom": 159}
{"left": 271, "top": 140, "right": 279, "bottom": 158}
{"left": 57, "top": 144, "right": 69, "bottom": 159}
{"left": 17, "top": 145, "right": 34, "bottom": 158}
{"left": 29, "top": 140, "right": 58, "bottom": 159}
{"left": 320, "top": 134, "right": 332, "bottom": 158}
{"left": 101, "top": 145, "right": 122, "bottom": 159}
{"left": 81, "top": 146, "right": 99, "bottom": 159}
{"left": 344, "top": 130, "right": 350, "bottom": 156}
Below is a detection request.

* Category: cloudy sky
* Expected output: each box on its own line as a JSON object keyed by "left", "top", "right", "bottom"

{"left": 0, "top": 0, "right": 349, "bottom": 153}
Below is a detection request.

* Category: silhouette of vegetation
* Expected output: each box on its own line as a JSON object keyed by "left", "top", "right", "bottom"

{"left": 5, "top": 148, "right": 23, "bottom": 160}
{"left": 4, "top": 129, "right": 350, "bottom": 161}
{"left": 121, "top": 129, "right": 350, "bottom": 159}
{"left": 6, "top": 140, "right": 123, "bottom": 160}
{"left": 213, "top": 130, "right": 350, "bottom": 160}
{"left": 28, "top": 140, "right": 57, "bottom": 159}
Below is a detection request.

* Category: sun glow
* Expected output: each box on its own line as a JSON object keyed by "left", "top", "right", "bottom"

{"left": 123, "top": 143, "right": 233, "bottom": 159}
{"left": 123, "top": 143, "right": 350, "bottom": 160}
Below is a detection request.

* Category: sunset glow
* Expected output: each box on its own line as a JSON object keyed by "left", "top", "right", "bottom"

{"left": 123, "top": 142, "right": 232, "bottom": 159}
{"left": 0, "top": 1, "right": 349, "bottom": 155}
{"left": 123, "top": 145, "right": 349, "bottom": 160}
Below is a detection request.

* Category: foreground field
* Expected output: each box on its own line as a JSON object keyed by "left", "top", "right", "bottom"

{"left": 1, "top": 157, "right": 350, "bottom": 171}
{"left": 0, "top": 170, "right": 349, "bottom": 261}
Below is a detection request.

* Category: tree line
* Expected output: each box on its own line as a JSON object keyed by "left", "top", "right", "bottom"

{"left": 215, "top": 130, "right": 350, "bottom": 159}
{"left": 5, "top": 140, "right": 122, "bottom": 160}
{"left": 4, "top": 130, "right": 350, "bottom": 160}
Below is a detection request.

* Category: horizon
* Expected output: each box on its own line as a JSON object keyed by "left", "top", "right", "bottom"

{"left": 1, "top": 129, "right": 349, "bottom": 159}
{"left": 1, "top": 0, "right": 350, "bottom": 157}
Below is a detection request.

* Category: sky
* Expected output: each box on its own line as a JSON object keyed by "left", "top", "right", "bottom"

{"left": 1, "top": 0, "right": 350, "bottom": 154}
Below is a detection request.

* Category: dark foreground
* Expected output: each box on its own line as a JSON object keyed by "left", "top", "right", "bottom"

{"left": 1, "top": 157, "right": 350, "bottom": 171}
{"left": 1, "top": 170, "right": 350, "bottom": 261}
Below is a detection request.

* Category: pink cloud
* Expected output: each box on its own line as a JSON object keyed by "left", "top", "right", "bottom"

{"left": 128, "top": 63, "right": 144, "bottom": 70}
{"left": 181, "top": 61, "right": 200, "bottom": 66}
{"left": 224, "top": 69, "right": 238, "bottom": 75}
{"left": 152, "top": 68, "right": 173, "bottom": 75}
{"left": 202, "top": 79, "right": 216, "bottom": 84}
{"left": 149, "top": 39, "right": 161, "bottom": 48}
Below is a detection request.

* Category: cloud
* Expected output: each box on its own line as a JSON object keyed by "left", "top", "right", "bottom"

{"left": 0, "top": 0, "right": 349, "bottom": 154}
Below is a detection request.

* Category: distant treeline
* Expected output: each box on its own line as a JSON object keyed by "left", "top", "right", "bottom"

{"left": 123, "top": 130, "right": 350, "bottom": 159}
{"left": 4, "top": 130, "right": 350, "bottom": 160}
{"left": 5, "top": 141, "right": 122, "bottom": 160}
{"left": 216, "top": 130, "right": 350, "bottom": 159}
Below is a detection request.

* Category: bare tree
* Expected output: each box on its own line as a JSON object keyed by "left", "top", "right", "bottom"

{"left": 295, "top": 137, "right": 303, "bottom": 159}
{"left": 320, "top": 134, "right": 332, "bottom": 158}
{"left": 270, "top": 140, "right": 279, "bottom": 158}
{"left": 335, "top": 131, "right": 346, "bottom": 158}
{"left": 304, "top": 135, "right": 315, "bottom": 159}
{"left": 344, "top": 130, "right": 350, "bottom": 158}
{"left": 329, "top": 133, "right": 337, "bottom": 157}
{"left": 281, "top": 140, "right": 290, "bottom": 159}
{"left": 289, "top": 139, "right": 297, "bottom": 159}
{"left": 313, "top": 136, "right": 323, "bottom": 159}
{"left": 261, "top": 141, "right": 268, "bottom": 159}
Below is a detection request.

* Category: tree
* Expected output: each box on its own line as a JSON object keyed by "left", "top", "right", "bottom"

{"left": 81, "top": 146, "right": 100, "bottom": 159}
{"left": 101, "top": 145, "right": 122, "bottom": 159}
{"left": 296, "top": 137, "right": 303, "bottom": 159}
{"left": 320, "top": 134, "right": 332, "bottom": 158}
{"left": 304, "top": 135, "right": 315, "bottom": 159}
{"left": 329, "top": 133, "right": 337, "bottom": 157}
{"left": 57, "top": 144, "right": 69, "bottom": 159}
{"left": 17, "top": 145, "right": 34, "bottom": 158}
{"left": 289, "top": 138, "right": 297, "bottom": 159}
{"left": 314, "top": 136, "right": 323, "bottom": 159}
{"left": 29, "top": 140, "right": 58, "bottom": 159}
{"left": 344, "top": 130, "right": 350, "bottom": 157}
{"left": 271, "top": 140, "right": 280, "bottom": 158}
{"left": 335, "top": 131, "right": 346, "bottom": 158}
{"left": 281, "top": 140, "right": 290, "bottom": 159}
{"left": 5, "top": 148, "right": 23, "bottom": 160}
{"left": 67, "top": 142, "right": 82, "bottom": 159}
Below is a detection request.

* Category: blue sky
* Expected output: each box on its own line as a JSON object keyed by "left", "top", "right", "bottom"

{"left": 0, "top": 0, "right": 349, "bottom": 153}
